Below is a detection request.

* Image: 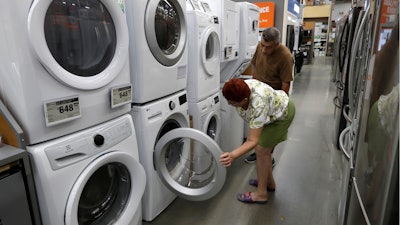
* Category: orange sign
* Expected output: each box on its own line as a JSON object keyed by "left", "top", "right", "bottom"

{"left": 254, "top": 2, "right": 275, "bottom": 29}
{"left": 379, "top": 0, "right": 398, "bottom": 24}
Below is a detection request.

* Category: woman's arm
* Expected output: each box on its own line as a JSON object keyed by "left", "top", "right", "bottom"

{"left": 220, "top": 127, "right": 263, "bottom": 167}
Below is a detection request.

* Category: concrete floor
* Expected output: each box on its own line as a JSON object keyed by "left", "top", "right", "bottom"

{"left": 143, "top": 57, "right": 342, "bottom": 225}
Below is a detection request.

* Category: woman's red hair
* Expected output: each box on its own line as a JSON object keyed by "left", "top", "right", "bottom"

{"left": 222, "top": 78, "right": 250, "bottom": 102}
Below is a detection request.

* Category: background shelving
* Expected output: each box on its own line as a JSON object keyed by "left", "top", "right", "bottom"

{"left": 313, "top": 22, "right": 328, "bottom": 56}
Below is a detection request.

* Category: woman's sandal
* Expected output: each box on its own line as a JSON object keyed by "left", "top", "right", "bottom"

{"left": 248, "top": 179, "right": 276, "bottom": 192}
{"left": 237, "top": 192, "right": 268, "bottom": 204}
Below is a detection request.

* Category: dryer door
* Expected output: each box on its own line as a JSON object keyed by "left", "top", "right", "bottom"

{"left": 201, "top": 27, "right": 220, "bottom": 76}
{"left": 145, "top": 0, "right": 187, "bottom": 66}
{"left": 27, "top": 0, "right": 129, "bottom": 90}
{"left": 65, "top": 151, "right": 145, "bottom": 225}
{"left": 154, "top": 128, "right": 226, "bottom": 201}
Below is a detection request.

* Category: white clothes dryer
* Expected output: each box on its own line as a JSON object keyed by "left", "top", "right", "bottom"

{"left": 125, "top": 0, "right": 188, "bottom": 104}
{"left": 26, "top": 114, "right": 146, "bottom": 225}
{"left": 188, "top": 92, "right": 221, "bottom": 145}
{"left": 0, "top": 0, "right": 132, "bottom": 145}
{"left": 201, "top": 0, "right": 240, "bottom": 65}
{"left": 131, "top": 90, "right": 226, "bottom": 221}
{"left": 220, "top": 2, "right": 260, "bottom": 83}
{"left": 186, "top": 0, "right": 221, "bottom": 102}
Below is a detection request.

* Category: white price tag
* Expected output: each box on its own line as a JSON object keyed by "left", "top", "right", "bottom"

{"left": 44, "top": 96, "right": 81, "bottom": 127}
{"left": 111, "top": 84, "right": 132, "bottom": 108}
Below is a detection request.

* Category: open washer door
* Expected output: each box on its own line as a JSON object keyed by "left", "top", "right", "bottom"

{"left": 154, "top": 128, "right": 226, "bottom": 201}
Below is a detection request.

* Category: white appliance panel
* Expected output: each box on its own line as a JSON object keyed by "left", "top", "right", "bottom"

{"left": 125, "top": 0, "right": 188, "bottom": 104}
{"left": 218, "top": 87, "right": 244, "bottom": 151}
{"left": 201, "top": 0, "right": 240, "bottom": 63}
{"left": 220, "top": 1, "right": 260, "bottom": 82}
{"left": 131, "top": 90, "right": 225, "bottom": 221}
{"left": 131, "top": 90, "right": 190, "bottom": 221}
{"left": 188, "top": 92, "right": 221, "bottom": 144}
{"left": 0, "top": 0, "right": 132, "bottom": 144}
{"left": 27, "top": 114, "right": 146, "bottom": 225}
{"left": 186, "top": 9, "right": 221, "bottom": 102}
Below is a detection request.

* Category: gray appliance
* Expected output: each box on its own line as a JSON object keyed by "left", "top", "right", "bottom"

{"left": 332, "top": 5, "right": 363, "bottom": 150}
{"left": 0, "top": 100, "right": 42, "bottom": 225}
{"left": 0, "top": 146, "right": 38, "bottom": 225}
{"left": 338, "top": 0, "right": 399, "bottom": 224}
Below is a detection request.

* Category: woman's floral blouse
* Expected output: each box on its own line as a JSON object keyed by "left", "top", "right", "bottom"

{"left": 236, "top": 79, "right": 289, "bottom": 129}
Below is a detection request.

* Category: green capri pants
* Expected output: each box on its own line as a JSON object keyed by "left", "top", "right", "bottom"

{"left": 258, "top": 100, "right": 296, "bottom": 148}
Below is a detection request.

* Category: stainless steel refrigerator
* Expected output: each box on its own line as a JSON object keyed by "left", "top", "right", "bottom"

{"left": 333, "top": 5, "right": 363, "bottom": 150}
{"left": 338, "top": 0, "right": 399, "bottom": 224}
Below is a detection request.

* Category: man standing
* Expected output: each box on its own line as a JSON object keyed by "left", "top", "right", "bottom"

{"left": 245, "top": 27, "right": 294, "bottom": 164}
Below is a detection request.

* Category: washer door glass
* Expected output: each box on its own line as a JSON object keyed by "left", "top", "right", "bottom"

{"left": 201, "top": 28, "right": 220, "bottom": 76}
{"left": 28, "top": 0, "right": 129, "bottom": 90}
{"left": 44, "top": 0, "right": 116, "bottom": 77}
{"left": 154, "top": 128, "right": 226, "bottom": 201}
{"left": 78, "top": 162, "right": 129, "bottom": 224}
{"left": 206, "top": 115, "right": 218, "bottom": 140}
{"left": 65, "top": 152, "right": 145, "bottom": 225}
{"left": 145, "top": 0, "right": 187, "bottom": 66}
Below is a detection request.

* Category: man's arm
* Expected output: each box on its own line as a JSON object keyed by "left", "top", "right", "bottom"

{"left": 252, "top": 66, "right": 257, "bottom": 79}
{"left": 281, "top": 81, "right": 291, "bottom": 95}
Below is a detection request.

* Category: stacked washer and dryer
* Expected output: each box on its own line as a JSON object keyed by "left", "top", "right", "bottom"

{"left": 222, "top": 2, "right": 260, "bottom": 81}
{"left": 0, "top": 0, "right": 146, "bottom": 225}
{"left": 202, "top": 0, "right": 240, "bottom": 81}
{"left": 227, "top": 2, "right": 260, "bottom": 141}
{"left": 125, "top": 0, "right": 226, "bottom": 222}
{"left": 201, "top": 0, "right": 246, "bottom": 152}
{"left": 186, "top": 0, "right": 222, "bottom": 145}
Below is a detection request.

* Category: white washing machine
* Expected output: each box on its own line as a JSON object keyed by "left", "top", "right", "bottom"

{"left": 201, "top": 0, "right": 240, "bottom": 78}
{"left": 219, "top": 86, "right": 244, "bottom": 152}
{"left": 0, "top": 0, "right": 133, "bottom": 145}
{"left": 125, "top": 0, "right": 188, "bottom": 104}
{"left": 188, "top": 92, "right": 221, "bottom": 144}
{"left": 131, "top": 90, "right": 226, "bottom": 221}
{"left": 26, "top": 114, "right": 146, "bottom": 225}
{"left": 186, "top": 0, "right": 221, "bottom": 102}
{"left": 220, "top": 2, "right": 260, "bottom": 83}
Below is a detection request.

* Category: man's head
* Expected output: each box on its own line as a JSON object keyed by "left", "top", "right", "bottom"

{"left": 260, "top": 27, "right": 281, "bottom": 55}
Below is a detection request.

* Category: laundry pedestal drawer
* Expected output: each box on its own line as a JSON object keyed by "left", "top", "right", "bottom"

{"left": 0, "top": 145, "right": 41, "bottom": 225}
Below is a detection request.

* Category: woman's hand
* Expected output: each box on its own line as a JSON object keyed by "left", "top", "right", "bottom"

{"left": 220, "top": 152, "right": 234, "bottom": 167}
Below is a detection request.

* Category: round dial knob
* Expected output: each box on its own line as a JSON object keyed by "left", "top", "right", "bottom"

{"left": 169, "top": 101, "right": 176, "bottom": 110}
{"left": 94, "top": 134, "right": 104, "bottom": 147}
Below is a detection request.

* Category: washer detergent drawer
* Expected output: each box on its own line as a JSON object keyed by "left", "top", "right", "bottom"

{"left": 0, "top": 170, "right": 33, "bottom": 225}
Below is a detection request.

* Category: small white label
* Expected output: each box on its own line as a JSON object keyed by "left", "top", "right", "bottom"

{"left": 177, "top": 65, "right": 187, "bottom": 79}
{"left": 44, "top": 96, "right": 81, "bottom": 127}
{"left": 111, "top": 84, "right": 132, "bottom": 108}
{"left": 225, "top": 46, "right": 233, "bottom": 58}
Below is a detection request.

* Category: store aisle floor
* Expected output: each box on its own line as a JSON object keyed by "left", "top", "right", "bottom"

{"left": 143, "top": 57, "right": 342, "bottom": 225}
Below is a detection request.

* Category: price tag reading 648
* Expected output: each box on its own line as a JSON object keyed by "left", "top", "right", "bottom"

{"left": 44, "top": 97, "right": 81, "bottom": 127}
{"left": 58, "top": 103, "right": 75, "bottom": 113}
{"left": 111, "top": 84, "right": 132, "bottom": 108}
